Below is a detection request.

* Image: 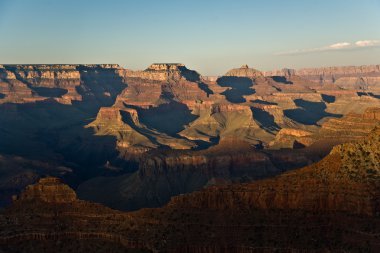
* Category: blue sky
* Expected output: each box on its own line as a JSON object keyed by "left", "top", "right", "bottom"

{"left": 0, "top": 0, "right": 379, "bottom": 75}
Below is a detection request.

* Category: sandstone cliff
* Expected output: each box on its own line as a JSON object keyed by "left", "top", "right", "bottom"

{"left": 265, "top": 65, "right": 380, "bottom": 89}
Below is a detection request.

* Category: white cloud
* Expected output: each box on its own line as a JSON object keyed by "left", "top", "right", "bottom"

{"left": 355, "top": 40, "right": 380, "bottom": 47}
{"left": 276, "top": 40, "right": 380, "bottom": 56}
{"left": 328, "top": 42, "right": 351, "bottom": 49}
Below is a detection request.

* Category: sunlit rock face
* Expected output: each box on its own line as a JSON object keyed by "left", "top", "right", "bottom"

{"left": 265, "top": 65, "right": 380, "bottom": 89}
{"left": 117, "top": 63, "right": 200, "bottom": 82}
{"left": 224, "top": 64, "right": 264, "bottom": 78}
{"left": 318, "top": 107, "right": 380, "bottom": 141}
{"left": 116, "top": 63, "right": 208, "bottom": 109}
{"left": 170, "top": 127, "right": 380, "bottom": 216}
{"left": 0, "top": 63, "right": 380, "bottom": 216}
{"left": 0, "top": 64, "right": 124, "bottom": 104}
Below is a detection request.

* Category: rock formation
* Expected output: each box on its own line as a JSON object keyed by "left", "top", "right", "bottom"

{"left": 170, "top": 127, "right": 380, "bottom": 216}
{"left": 1, "top": 129, "right": 379, "bottom": 252}
{"left": 14, "top": 177, "right": 77, "bottom": 203}
{"left": 317, "top": 107, "right": 380, "bottom": 142}
{"left": 265, "top": 65, "right": 380, "bottom": 89}
{"left": 224, "top": 65, "right": 264, "bottom": 78}
{"left": 1, "top": 63, "right": 380, "bottom": 213}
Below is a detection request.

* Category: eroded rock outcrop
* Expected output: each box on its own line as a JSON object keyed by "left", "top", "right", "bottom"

{"left": 318, "top": 107, "right": 380, "bottom": 142}
{"left": 269, "top": 128, "right": 314, "bottom": 149}
{"left": 2, "top": 132, "right": 380, "bottom": 252}
{"left": 224, "top": 65, "right": 264, "bottom": 78}
{"left": 14, "top": 177, "right": 77, "bottom": 203}
{"left": 86, "top": 107, "right": 155, "bottom": 149}
{"left": 169, "top": 127, "right": 380, "bottom": 216}
{"left": 0, "top": 64, "right": 124, "bottom": 104}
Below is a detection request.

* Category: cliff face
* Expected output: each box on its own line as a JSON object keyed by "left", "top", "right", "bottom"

{"left": 169, "top": 127, "right": 380, "bottom": 216}
{"left": 86, "top": 107, "right": 156, "bottom": 149}
{"left": 116, "top": 63, "right": 210, "bottom": 109}
{"left": 77, "top": 145, "right": 273, "bottom": 210}
{"left": 0, "top": 64, "right": 124, "bottom": 104}
{"left": 118, "top": 63, "right": 200, "bottom": 82}
{"left": 1, "top": 130, "right": 380, "bottom": 253}
{"left": 318, "top": 107, "right": 380, "bottom": 142}
{"left": 265, "top": 65, "right": 380, "bottom": 88}
{"left": 1, "top": 63, "right": 380, "bottom": 218}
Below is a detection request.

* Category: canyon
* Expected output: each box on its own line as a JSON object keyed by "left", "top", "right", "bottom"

{"left": 0, "top": 127, "right": 379, "bottom": 252}
{"left": 1, "top": 62, "right": 380, "bottom": 252}
{"left": 1, "top": 63, "right": 380, "bottom": 210}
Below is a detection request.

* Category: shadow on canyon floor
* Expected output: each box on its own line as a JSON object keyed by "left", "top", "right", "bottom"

{"left": 0, "top": 68, "right": 129, "bottom": 185}
{"left": 217, "top": 76, "right": 255, "bottom": 103}
{"left": 270, "top": 76, "right": 293, "bottom": 84}
{"left": 357, "top": 91, "right": 380, "bottom": 99}
{"left": 284, "top": 99, "right": 342, "bottom": 125}
{"left": 321, "top": 94, "right": 336, "bottom": 103}
{"left": 198, "top": 82, "right": 214, "bottom": 96}
{"left": 131, "top": 101, "right": 198, "bottom": 136}
{"left": 251, "top": 107, "right": 280, "bottom": 133}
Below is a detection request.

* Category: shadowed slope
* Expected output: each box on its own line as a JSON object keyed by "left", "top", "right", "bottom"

{"left": 1, "top": 128, "right": 379, "bottom": 252}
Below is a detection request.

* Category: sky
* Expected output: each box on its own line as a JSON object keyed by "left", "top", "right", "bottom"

{"left": 0, "top": 0, "right": 379, "bottom": 75}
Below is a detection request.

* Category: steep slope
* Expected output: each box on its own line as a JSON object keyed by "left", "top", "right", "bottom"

{"left": 0, "top": 177, "right": 152, "bottom": 253}
{"left": 171, "top": 127, "right": 380, "bottom": 216}
{"left": 265, "top": 65, "right": 380, "bottom": 90}
{"left": 1, "top": 128, "right": 379, "bottom": 252}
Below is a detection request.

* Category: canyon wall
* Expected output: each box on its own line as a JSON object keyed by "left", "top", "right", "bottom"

{"left": 264, "top": 65, "right": 380, "bottom": 88}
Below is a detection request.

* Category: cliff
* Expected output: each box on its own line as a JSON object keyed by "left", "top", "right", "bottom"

{"left": 318, "top": 107, "right": 380, "bottom": 142}
{"left": 264, "top": 65, "right": 380, "bottom": 88}
{"left": 0, "top": 64, "right": 124, "bottom": 104}
{"left": 169, "top": 127, "right": 380, "bottom": 216}
{"left": 2, "top": 130, "right": 380, "bottom": 252}
{"left": 118, "top": 63, "right": 200, "bottom": 82}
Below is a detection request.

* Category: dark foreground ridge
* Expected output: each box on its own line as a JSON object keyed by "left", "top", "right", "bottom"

{"left": 0, "top": 127, "right": 379, "bottom": 252}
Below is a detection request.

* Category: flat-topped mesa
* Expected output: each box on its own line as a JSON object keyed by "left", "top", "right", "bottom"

{"left": 14, "top": 177, "right": 77, "bottom": 203}
{"left": 116, "top": 63, "right": 209, "bottom": 108}
{"left": 76, "top": 64, "right": 121, "bottom": 70}
{"left": 146, "top": 63, "right": 201, "bottom": 80}
{"left": 224, "top": 64, "right": 264, "bottom": 78}
{"left": 1, "top": 64, "right": 120, "bottom": 81}
{"left": 2, "top": 64, "right": 120, "bottom": 71}
{"left": 120, "top": 63, "right": 200, "bottom": 82}
{"left": 0, "top": 64, "right": 125, "bottom": 104}
{"left": 145, "top": 63, "right": 185, "bottom": 71}
{"left": 92, "top": 107, "right": 124, "bottom": 124}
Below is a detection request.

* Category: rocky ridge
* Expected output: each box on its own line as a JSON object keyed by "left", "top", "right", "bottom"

{"left": 264, "top": 65, "right": 380, "bottom": 89}
{"left": 1, "top": 128, "right": 379, "bottom": 252}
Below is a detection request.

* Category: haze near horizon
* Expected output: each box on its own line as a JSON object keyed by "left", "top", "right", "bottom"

{"left": 0, "top": 0, "right": 379, "bottom": 75}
